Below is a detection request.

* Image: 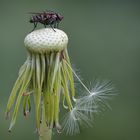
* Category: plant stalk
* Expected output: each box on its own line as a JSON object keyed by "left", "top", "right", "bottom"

{"left": 39, "top": 103, "right": 52, "bottom": 140}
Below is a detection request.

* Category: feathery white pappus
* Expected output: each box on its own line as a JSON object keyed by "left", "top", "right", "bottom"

{"left": 61, "top": 77, "right": 115, "bottom": 135}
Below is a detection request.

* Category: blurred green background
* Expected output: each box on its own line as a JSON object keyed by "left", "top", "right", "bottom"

{"left": 0, "top": 0, "right": 140, "bottom": 140}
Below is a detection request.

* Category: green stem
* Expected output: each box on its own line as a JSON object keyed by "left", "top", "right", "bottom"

{"left": 39, "top": 103, "right": 52, "bottom": 140}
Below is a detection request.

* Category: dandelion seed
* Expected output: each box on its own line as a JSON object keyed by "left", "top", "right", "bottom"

{"left": 78, "top": 79, "right": 116, "bottom": 111}
{"left": 62, "top": 100, "right": 96, "bottom": 135}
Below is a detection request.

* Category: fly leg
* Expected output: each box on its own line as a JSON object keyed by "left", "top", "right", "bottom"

{"left": 54, "top": 22, "right": 57, "bottom": 28}
{"left": 56, "top": 22, "right": 59, "bottom": 29}
{"left": 54, "top": 21, "right": 59, "bottom": 29}
{"left": 50, "top": 24, "right": 56, "bottom": 32}
{"left": 30, "top": 22, "right": 38, "bottom": 32}
{"left": 44, "top": 24, "right": 47, "bottom": 28}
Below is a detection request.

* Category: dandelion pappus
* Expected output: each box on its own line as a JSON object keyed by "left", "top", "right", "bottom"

{"left": 29, "top": 11, "right": 63, "bottom": 32}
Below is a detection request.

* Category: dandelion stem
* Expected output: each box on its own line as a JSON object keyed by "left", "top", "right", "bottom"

{"left": 39, "top": 102, "right": 52, "bottom": 140}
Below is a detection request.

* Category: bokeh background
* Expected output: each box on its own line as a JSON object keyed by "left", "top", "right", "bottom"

{"left": 0, "top": 0, "right": 140, "bottom": 140}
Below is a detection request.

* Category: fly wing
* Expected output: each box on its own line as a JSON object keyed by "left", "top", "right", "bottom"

{"left": 45, "top": 10, "right": 55, "bottom": 13}
{"left": 28, "top": 12, "right": 42, "bottom": 15}
{"left": 28, "top": 10, "right": 55, "bottom": 15}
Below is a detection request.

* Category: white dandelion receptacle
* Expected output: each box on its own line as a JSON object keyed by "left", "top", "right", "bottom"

{"left": 6, "top": 28, "right": 115, "bottom": 136}
{"left": 24, "top": 28, "right": 68, "bottom": 52}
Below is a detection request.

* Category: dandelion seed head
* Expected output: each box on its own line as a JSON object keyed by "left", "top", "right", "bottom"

{"left": 6, "top": 27, "right": 116, "bottom": 137}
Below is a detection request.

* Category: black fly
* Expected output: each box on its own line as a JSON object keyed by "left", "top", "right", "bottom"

{"left": 29, "top": 11, "right": 63, "bottom": 32}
